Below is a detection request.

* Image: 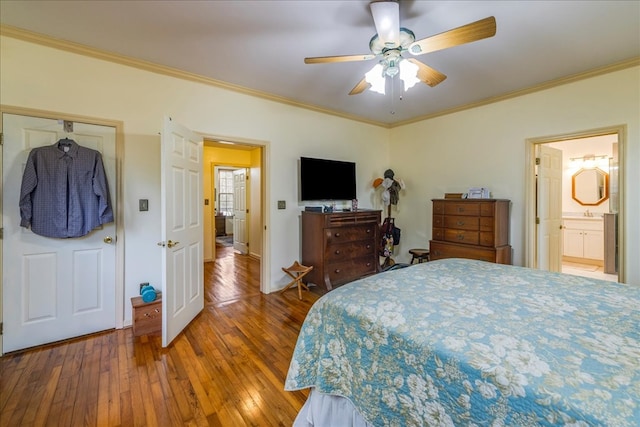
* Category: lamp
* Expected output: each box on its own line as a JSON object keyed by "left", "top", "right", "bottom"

{"left": 570, "top": 154, "right": 609, "bottom": 169}
{"left": 365, "top": 25, "right": 420, "bottom": 95}
{"left": 364, "top": 57, "right": 419, "bottom": 95}
{"left": 370, "top": 1, "right": 400, "bottom": 47}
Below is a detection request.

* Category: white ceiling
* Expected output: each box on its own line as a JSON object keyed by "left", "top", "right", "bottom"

{"left": 1, "top": 1, "right": 639, "bottom": 126}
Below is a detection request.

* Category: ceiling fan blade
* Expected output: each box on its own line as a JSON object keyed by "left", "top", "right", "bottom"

{"left": 349, "top": 77, "right": 370, "bottom": 95}
{"left": 408, "top": 16, "right": 496, "bottom": 56}
{"left": 407, "top": 58, "right": 447, "bottom": 87}
{"left": 305, "top": 54, "right": 376, "bottom": 64}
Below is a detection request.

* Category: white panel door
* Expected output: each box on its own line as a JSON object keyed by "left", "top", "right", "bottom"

{"left": 160, "top": 117, "right": 203, "bottom": 347}
{"left": 232, "top": 168, "right": 248, "bottom": 254}
{"left": 536, "top": 145, "right": 563, "bottom": 272}
{"left": 2, "top": 114, "right": 116, "bottom": 353}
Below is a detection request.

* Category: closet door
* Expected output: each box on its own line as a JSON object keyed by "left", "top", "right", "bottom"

{"left": 2, "top": 114, "right": 117, "bottom": 353}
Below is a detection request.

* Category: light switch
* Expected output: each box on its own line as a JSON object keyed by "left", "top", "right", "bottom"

{"left": 277, "top": 200, "right": 286, "bottom": 209}
{"left": 139, "top": 199, "right": 149, "bottom": 211}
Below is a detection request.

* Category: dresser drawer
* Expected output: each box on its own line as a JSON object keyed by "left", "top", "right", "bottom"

{"left": 479, "top": 217, "right": 494, "bottom": 231}
{"left": 326, "top": 239, "right": 376, "bottom": 261}
{"left": 444, "top": 215, "right": 479, "bottom": 230}
{"left": 444, "top": 229, "right": 479, "bottom": 245}
{"left": 444, "top": 202, "right": 481, "bottom": 216}
{"left": 480, "top": 232, "right": 495, "bottom": 247}
{"left": 325, "top": 225, "right": 376, "bottom": 244}
{"left": 430, "top": 241, "right": 496, "bottom": 263}
{"left": 432, "top": 227, "right": 444, "bottom": 241}
{"left": 327, "top": 257, "right": 377, "bottom": 286}
{"left": 132, "top": 293, "right": 162, "bottom": 337}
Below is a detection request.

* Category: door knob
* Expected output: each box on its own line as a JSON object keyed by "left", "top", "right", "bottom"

{"left": 104, "top": 236, "right": 113, "bottom": 244}
{"left": 167, "top": 240, "right": 180, "bottom": 248}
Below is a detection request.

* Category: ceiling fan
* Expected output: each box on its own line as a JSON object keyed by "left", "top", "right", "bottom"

{"left": 304, "top": 1, "right": 496, "bottom": 95}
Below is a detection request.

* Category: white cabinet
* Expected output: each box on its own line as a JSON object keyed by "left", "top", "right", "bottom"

{"left": 563, "top": 218, "right": 604, "bottom": 261}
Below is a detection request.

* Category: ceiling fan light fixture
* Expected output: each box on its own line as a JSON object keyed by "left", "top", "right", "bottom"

{"left": 399, "top": 59, "right": 420, "bottom": 91}
{"left": 370, "top": 1, "right": 400, "bottom": 47}
{"left": 365, "top": 63, "right": 386, "bottom": 94}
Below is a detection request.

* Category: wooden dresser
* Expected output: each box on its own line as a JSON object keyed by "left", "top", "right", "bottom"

{"left": 430, "top": 199, "right": 512, "bottom": 264}
{"left": 302, "top": 209, "right": 381, "bottom": 291}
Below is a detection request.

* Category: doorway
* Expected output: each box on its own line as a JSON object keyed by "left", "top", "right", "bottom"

{"left": 203, "top": 140, "right": 265, "bottom": 291}
{"left": 525, "top": 125, "right": 625, "bottom": 283}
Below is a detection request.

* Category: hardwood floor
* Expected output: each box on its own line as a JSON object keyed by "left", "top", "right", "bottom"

{"left": 0, "top": 244, "right": 321, "bottom": 426}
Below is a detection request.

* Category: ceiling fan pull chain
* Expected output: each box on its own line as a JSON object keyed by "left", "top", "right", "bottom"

{"left": 390, "top": 76, "right": 396, "bottom": 115}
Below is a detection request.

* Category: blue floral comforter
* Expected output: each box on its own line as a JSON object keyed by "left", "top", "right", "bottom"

{"left": 285, "top": 258, "right": 640, "bottom": 426}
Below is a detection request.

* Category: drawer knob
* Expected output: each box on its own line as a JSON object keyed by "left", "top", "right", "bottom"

{"left": 458, "top": 207, "right": 465, "bottom": 212}
{"left": 366, "top": 229, "right": 371, "bottom": 234}
{"left": 457, "top": 234, "right": 465, "bottom": 240}
{"left": 366, "top": 244, "right": 371, "bottom": 249}
{"left": 457, "top": 221, "right": 465, "bottom": 226}
{"left": 334, "top": 269, "right": 340, "bottom": 274}
{"left": 335, "top": 250, "right": 341, "bottom": 255}
{"left": 334, "top": 232, "right": 341, "bottom": 237}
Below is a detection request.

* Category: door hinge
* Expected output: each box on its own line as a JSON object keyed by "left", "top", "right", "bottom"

{"left": 535, "top": 157, "right": 540, "bottom": 165}
{"left": 0, "top": 227, "right": 3, "bottom": 239}
{"left": 536, "top": 217, "right": 540, "bottom": 224}
{"left": 0, "top": 322, "right": 3, "bottom": 335}
{"left": 0, "top": 132, "right": 3, "bottom": 145}
{"left": 246, "top": 209, "right": 249, "bottom": 213}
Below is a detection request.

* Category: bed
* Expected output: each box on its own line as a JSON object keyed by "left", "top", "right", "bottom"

{"left": 285, "top": 258, "right": 640, "bottom": 426}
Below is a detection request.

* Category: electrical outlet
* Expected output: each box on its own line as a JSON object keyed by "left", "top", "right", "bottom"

{"left": 139, "top": 199, "right": 149, "bottom": 211}
{"left": 277, "top": 200, "right": 286, "bottom": 209}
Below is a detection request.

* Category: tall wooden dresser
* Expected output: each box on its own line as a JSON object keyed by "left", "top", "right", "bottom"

{"left": 430, "top": 199, "right": 512, "bottom": 264}
{"left": 302, "top": 209, "right": 381, "bottom": 291}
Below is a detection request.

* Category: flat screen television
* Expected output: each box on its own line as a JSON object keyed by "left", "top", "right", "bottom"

{"left": 300, "top": 157, "right": 356, "bottom": 201}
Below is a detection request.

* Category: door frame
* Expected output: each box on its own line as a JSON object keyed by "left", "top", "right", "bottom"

{"left": 202, "top": 135, "right": 269, "bottom": 294}
{"left": 524, "top": 124, "right": 626, "bottom": 283}
{"left": 0, "top": 105, "right": 125, "bottom": 354}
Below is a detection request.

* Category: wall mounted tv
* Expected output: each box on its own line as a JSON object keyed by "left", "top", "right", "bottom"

{"left": 300, "top": 157, "right": 356, "bottom": 201}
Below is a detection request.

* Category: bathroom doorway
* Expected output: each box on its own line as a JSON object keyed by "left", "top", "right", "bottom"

{"left": 525, "top": 126, "right": 625, "bottom": 283}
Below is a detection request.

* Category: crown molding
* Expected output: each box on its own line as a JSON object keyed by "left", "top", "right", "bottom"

{"left": 0, "top": 25, "right": 387, "bottom": 128}
{"left": 391, "top": 57, "right": 640, "bottom": 128}
{"left": 2, "top": 25, "right": 637, "bottom": 130}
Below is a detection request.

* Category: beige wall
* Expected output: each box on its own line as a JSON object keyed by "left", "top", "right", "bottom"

{"left": 1, "top": 35, "right": 638, "bottom": 335}
{"left": 0, "top": 36, "right": 390, "bottom": 326}
{"left": 389, "top": 66, "right": 639, "bottom": 283}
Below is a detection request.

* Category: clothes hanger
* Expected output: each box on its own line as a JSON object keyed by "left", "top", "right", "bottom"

{"left": 58, "top": 120, "right": 76, "bottom": 145}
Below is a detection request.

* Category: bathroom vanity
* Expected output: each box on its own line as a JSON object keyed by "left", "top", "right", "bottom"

{"left": 562, "top": 216, "right": 604, "bottom": 265}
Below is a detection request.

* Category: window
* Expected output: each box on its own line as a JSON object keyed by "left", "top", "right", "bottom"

{"left": 218, "top": 169, "right": 234, "bottom": 215}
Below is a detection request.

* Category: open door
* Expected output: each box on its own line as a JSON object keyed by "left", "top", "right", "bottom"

{"left": 160, "top": 117, "right": 204, "bottom": 347}
{"left": 536, "top": 144, "right": 563, "bottom": 272}
{"left": 232, "top": 168, "right": 249, "bottom": 254}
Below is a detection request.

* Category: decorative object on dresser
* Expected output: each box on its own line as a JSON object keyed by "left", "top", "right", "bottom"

{"left": 131, "top": 292, "right": 162, "bottom": 337}
{"left": 302, "top": 209, "right": 381, "bottom": 291}
{"left": 430, "top": 198, "right": 511, "bottom": 264}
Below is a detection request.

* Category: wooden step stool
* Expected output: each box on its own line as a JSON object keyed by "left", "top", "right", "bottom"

{"left": 409, "top": 248, "right": 430, "bottom": 264}
{"left": 280, "top": 261, "right": 313, "bottom": 300}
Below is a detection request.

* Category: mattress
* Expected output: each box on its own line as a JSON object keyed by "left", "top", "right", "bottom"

{"left": 285, "top": 258, "right": 640, "bottom": 426}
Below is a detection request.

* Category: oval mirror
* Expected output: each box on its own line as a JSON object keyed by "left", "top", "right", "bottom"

{"left": 572, "top": 168, "right": 609, "bottom": 206}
